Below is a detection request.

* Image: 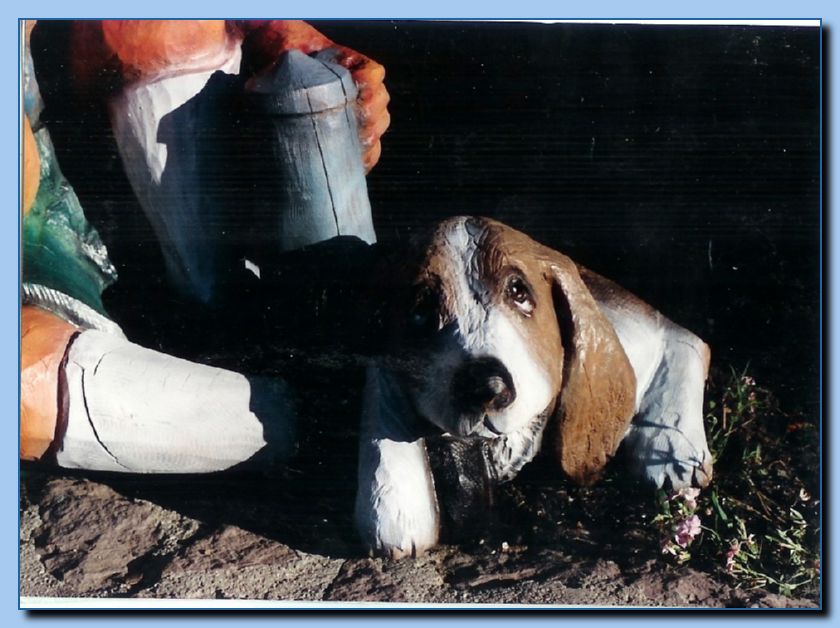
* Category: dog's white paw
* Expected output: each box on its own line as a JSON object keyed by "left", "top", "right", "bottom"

{"left": 354, "top": 445, "right": 440, "bottom": 558}
{"left": 624, "top": 417, "right": 714, "bottom": 490}
{"left": 355, "top": 489, "right": 440, "bottom": 559}
{"left": 355, "top": 366, "right": 441, "bottom": 557}
{"left": 642, "top": 450, "right": 713, "bottom": 491}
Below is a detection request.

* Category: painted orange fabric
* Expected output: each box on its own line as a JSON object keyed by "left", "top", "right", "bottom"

{"left": 68, "top": 19, "right": 389, "bottom": 170}
{"left": 21, "top": 306, "right": 78, "bottom": 460}
{"left": 22, "top": 115, "right": 39, "bottom": 216}
{"left": 237, "top": 20, "right": 333, "bottom": 61}
{"left": 101, "top": 20, "right": 231, "bottom": 77}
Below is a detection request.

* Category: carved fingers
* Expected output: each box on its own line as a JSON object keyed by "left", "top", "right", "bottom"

{"left": 240, "top": 20, "right": 391, "bottom": 172}
{"left": 332, "top": 50, "right": 390, "bottom": 172}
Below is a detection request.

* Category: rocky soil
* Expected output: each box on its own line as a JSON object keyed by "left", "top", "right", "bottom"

{"left": 19, "top": 464, "right": 817, "bottom": 609}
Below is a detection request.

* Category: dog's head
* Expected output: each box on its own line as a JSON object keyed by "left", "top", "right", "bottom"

{"left": 385, "top": 216, "right": 637, "bottom": 485}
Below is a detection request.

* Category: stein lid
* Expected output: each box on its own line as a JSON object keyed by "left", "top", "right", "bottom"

{"left": 245, "top": 49, "right": 357, "bottom": 115}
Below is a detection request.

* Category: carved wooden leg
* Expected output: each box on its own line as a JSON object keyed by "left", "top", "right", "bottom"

{"left": 56, "top": 329, "right": 296, "bottom": 473}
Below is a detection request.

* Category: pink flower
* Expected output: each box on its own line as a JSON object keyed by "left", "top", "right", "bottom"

{"left": 725, "top": 541, "right": 741, "bottom": 573}
{"left": 741, "top": 376, "right": 756, "bottom": 387}
{"left": 673, "top": 487, "right": 701, "bottom": 510}
{"left": 674, "top": 515, "right": 702, "bottom": 548}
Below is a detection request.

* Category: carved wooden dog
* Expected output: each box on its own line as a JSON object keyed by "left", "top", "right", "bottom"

{"left": 355, "top": 216, "right": 713, "bottom": 558}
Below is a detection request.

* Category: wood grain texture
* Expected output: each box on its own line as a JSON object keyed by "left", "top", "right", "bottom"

{"left": 247, "top": 50, "right": 375, "bottom": 253}
{"left": 57, "top": 329, "right": 295, "bottom": 473}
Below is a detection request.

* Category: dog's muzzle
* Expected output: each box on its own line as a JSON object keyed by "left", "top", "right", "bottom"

{"left": 451, "top": 357, "right": 516, "bottom": 434}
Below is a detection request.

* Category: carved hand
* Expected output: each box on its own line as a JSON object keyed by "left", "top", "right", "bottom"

{"left": 239, "top": 20, "right": 391, "bottom": 172}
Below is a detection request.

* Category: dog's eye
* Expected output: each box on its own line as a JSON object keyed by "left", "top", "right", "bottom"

{"left": 409, "top": 288, "right": 440, "bottom": 336}
{"left": 507, "top": 276, "right": 535, "bottom": 315}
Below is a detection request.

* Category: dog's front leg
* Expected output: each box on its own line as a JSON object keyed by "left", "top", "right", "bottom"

{"left": 581, "top": 268, "right": 713, "bottom": 490}
{"left": 622, "top": 323, "right": 714, "bottom": 490}
{"left": 354, "top": 365, "right": 440, "bottom": 558}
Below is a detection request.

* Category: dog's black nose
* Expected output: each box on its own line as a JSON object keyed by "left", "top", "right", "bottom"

{"left": 452, "top": 357, "right": 516, "bottom": 414}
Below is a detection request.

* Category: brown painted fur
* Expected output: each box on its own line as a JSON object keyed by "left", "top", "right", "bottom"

{"left": 408, "top": 216, "right": 637, "bottom": 485}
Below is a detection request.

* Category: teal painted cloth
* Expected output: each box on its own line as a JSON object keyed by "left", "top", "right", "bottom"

{"left": 22, "top": 128, "right": 117, "bottom": 317}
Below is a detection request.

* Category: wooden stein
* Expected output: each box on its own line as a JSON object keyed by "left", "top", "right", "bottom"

{"left": 245, "top": 49, "right": 377, "bottom": 256}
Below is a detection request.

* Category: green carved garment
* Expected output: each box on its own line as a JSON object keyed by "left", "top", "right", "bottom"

{"left": 22, "top": 128, "right": 117, "bottom": 317}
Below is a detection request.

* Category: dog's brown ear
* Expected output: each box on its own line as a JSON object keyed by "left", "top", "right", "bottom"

{"left": 546, "top": 252, "right": 637, "bottom": 486}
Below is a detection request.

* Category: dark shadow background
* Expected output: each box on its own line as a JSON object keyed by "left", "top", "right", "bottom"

{"left": 31, "top": 21, "right": 821, "bottom": 419}
{"left": 318, "top": 21, "right": 821, "bottom": 416}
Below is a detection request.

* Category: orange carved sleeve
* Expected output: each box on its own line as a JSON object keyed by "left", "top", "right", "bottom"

{"left": 68, "top": 19, "right": 389, "bottom": 171}
{"left": 22, "top": 115, "right": 40, "bottom": 216}
{"left": 101, "top": 19, "right": 234, "bottom": 79}
{"left": 21, "top": 307, "right": 78, "bottom": 460}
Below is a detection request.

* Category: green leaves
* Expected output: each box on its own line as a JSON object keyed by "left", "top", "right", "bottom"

{"left": 658, "top": 365, "right": 821, "bottom": 597}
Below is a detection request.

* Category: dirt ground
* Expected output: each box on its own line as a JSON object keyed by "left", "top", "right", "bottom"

{"left": 18, "top": 464, "right": 816, "bottom": 609}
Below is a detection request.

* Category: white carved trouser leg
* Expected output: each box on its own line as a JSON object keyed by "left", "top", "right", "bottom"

{"left": 109, "top": 43, "right": 241, "bottom": 304}
{"left": 354, "top": 365, "right": 440, "bottom": 558}
{"left": 58, "top": 330, "right": 296, "bottom": 473}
